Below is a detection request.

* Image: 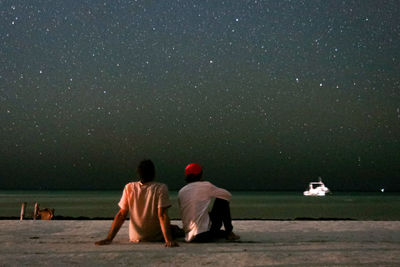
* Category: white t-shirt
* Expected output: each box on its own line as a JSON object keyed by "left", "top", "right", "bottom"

{"left": 118, "top": 181, "right": 171, "bottom": 242}
{"left": 178, "top": 181, "right": 232, "bottom": 242}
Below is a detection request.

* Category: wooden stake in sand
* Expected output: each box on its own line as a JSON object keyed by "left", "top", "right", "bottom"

{"left": 20, "top": 202, "right": 27, "bottom": 221}
{"left": 34, "top": 202, "right": 40, "bottom": 220}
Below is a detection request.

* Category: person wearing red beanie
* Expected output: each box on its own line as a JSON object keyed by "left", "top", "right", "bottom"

{"left": 178, "top": 163, "right": 240, "bottom": 242}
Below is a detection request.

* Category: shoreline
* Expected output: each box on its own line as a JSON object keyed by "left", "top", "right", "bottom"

{"left": 0, "top": 216, "right": 360, "bottom": 222}
{"left": 2, "top": 191, "right": 400, "bottom": 220}
{"left": 1, "top": 220, "right": 399, "bottom": 266}
{"left": 1, "top": 216, "right": 359, "bottom": 221}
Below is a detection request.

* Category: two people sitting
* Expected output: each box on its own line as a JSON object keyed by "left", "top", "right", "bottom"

{"left": 95, "top": 159, "right": 239, "bottom": 247}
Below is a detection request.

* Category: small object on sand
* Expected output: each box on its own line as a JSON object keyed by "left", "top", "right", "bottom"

{"left": 38, "top": 208, "right": 55, "bottom": 220}
{"left": 33, "top": 203, "right": 55, "bottom": 220}
{"left": 20, "top": 202, "right": 27, "bottom": 221}
{"left": 33, "top": 202, "right": 40, "bottom": 220}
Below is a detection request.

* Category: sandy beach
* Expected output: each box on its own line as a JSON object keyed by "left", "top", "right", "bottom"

{"left": 1, "top": 220, "right": 399, "bottom": 266}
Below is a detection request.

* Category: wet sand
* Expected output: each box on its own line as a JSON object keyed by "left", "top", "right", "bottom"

{"left": 1, "top": 220, "right": 399, "bottom": 266}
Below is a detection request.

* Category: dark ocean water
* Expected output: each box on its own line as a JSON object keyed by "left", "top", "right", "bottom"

{"left": 1, "top": 191, "right": 399, "bottom": 220}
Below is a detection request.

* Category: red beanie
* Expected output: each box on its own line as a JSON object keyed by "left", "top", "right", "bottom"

{"left": 185, "top": 163, "right": 202, "bottom": 176}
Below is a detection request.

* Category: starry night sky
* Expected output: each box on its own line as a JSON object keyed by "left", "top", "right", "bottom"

{"left": 1, "top": 0, "right": 399, "bottom": 191}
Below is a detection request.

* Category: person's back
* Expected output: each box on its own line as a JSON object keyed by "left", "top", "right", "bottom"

{"left": 120, "top": 181, "right": 170, "bottom": 242}
{"left": 95, "top": 159, "right": 179, "bottom": 247}
{"left": 179, "top": 181, "right": 231, "bottom": 241}
{"left": 178, "top": 163, "right": 239, "bottom": 242}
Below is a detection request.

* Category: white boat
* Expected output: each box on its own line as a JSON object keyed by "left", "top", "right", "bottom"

{"left": 303, "top": 179, "right": 330, "bottom": 196}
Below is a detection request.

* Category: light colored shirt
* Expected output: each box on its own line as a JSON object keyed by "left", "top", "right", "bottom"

{"left": 118, "top": 181, "right": 171, "bottom": 242}
{"left": 178, "top": 181, "right": 232, "bottom": 242}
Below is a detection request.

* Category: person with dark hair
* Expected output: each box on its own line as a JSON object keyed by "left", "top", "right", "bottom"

{"left": 178, "top": 163, "right": 240, "bottom": 242}
{"left": 95, "top": 159, "right": 179, "bottom": 247}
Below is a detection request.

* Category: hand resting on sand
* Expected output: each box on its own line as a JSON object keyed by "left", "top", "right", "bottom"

{"left": 95, "top": 239, "right": 179, "bottom": 247}
{"left": 95, "top": 239, "right": 112, "bottom": 246}
{"left": 165, "top": 240, "right": 179, "bottom": 247}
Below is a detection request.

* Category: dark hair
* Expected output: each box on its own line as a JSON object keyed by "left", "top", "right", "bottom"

{"left": 137, "top": 159, "right": 155, "bottom": 183}
{"left": 185, "top": 172, "right": 203, "bottom": 183}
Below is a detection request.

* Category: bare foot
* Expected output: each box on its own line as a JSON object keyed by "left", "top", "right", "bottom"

{"left": 226, "top": 232, "right": 240, "bottom": 241}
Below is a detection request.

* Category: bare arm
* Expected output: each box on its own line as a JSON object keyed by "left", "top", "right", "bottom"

{"left": 158, "top": 207, "right": 178, "bottom": 247}
{"left": 211, "top": 185, "right": 232, "bottom": 202}
{"left": 95, "top": 208, "right": 128, "bottom": 245}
